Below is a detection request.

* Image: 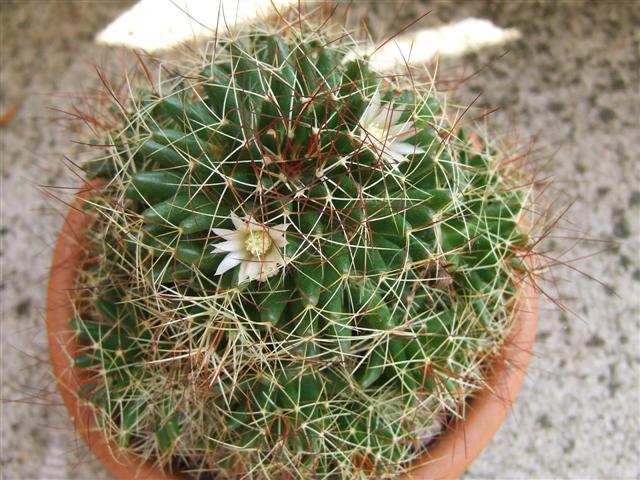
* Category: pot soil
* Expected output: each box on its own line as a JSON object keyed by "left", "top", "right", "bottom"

{"left": 47, "top": 182, "right": 538, "bottom": 480}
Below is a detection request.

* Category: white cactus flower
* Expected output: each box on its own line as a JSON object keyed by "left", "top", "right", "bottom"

{"left": 357, "top": 90, "right": 425, "bottom": 167}
{"left": 211, "top": 212, "right": 289, "bottom": 283}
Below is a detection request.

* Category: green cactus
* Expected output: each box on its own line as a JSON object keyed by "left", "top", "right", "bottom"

{"left": 70, "top": 18, "right": 535, "bottom": 480}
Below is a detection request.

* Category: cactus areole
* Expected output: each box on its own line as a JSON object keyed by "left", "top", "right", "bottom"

{"left": 48, "top": 21, "right": 540, "bottom": 480}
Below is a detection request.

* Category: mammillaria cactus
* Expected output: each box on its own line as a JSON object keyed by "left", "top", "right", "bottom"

{"left": 69, "top": 16, "right": 536, "bottom": 480}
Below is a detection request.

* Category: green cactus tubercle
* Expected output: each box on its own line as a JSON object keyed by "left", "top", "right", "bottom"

{"left": 72, "top": 24, "right": 531, "bottom": 479}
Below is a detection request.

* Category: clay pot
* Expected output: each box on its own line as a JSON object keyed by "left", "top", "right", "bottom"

{"left": 47, "top": 182, "right": 538, "bottom": 480}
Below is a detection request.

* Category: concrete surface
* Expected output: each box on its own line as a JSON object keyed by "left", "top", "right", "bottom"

{"left": 1, "top": 1, "right": 638, "bottom": 479}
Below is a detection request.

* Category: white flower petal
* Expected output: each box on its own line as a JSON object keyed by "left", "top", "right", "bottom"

{"left": 371, "top": 111, "right": 389, "bottom": 130}
{"left": 243, "top": 260, "right": 262, "bottom": 281}
{"left": 371, "top": 101, "right": 396, "bottom": 128}
{"left": 388, "top": 120, "right": 416, "bottom": 138}
{"left": 215, "top": 253, "right": 243, "bottom": 276}
{"left": 237, "top": 261, "right": 249, "bottom": 284}
{"left": 246, "top": 216, "right": 264, "bottom": 232}
{"left": 388, "top": 106, "right": 404, "bottom": 126}
{"left": 257, "top": 269, "right": 272, "bottom": 282}
{"left": 212, "top": 238, "right": 244, "bottom": 253}
{"left": 265, "top": 246, "right": 283, "bottom": 264}
{"left": 269, "top": 224, "right": 289, "bottom": 248}
{"left": 373, "top": 103, "right": 401, "bottom": 129}
{"left": 360, "top": 90, "right": 382, "bottom": 126}
{"left": 382, "top": 148, "right": 408, "bottom": 166}
{"left": 364, "top": 136, "right": 385, "bottom": 152}
{"left": 389, "top": 142, "right": 426, "bottom": 155}
{"left": 212, "top": 228, "right": 240, "bottom": 239}
{"left": 230, "top": 212, "right": 245, "bottom": 231}
{"left": 394, "top": 130, "right": 418, "bottom": 143}
{"left": 257, "top": 249, "right": 283, "bottom": 281}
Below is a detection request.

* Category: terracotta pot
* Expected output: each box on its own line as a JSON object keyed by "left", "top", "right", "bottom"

{"left": 47, "top": 182, "right": 538, "bottom": 480}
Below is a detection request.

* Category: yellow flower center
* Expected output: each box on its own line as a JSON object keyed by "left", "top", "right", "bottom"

{"left": 244, "top": 230, "right": 272, "bottom": 257}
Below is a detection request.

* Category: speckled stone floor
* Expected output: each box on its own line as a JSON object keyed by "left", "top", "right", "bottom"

{"left": 1, "top": 1, "right": 638, "bottom": 479}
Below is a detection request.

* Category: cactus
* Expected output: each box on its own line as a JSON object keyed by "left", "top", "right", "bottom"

{"left": 70, "top": 17, "right": 536, "bottom": 480}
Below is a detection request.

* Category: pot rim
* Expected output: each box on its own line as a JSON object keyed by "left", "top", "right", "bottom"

{"left": 46, "top": 181, "right": 538, "bottom": 480}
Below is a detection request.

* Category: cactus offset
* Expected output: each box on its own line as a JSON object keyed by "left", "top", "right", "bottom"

{"left": 71, "top": 18, "right": 536, "bottom": 480}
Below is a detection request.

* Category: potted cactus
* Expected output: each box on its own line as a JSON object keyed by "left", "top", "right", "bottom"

{"left": 47, "top": 16, "right": 539, "bottom": 480}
